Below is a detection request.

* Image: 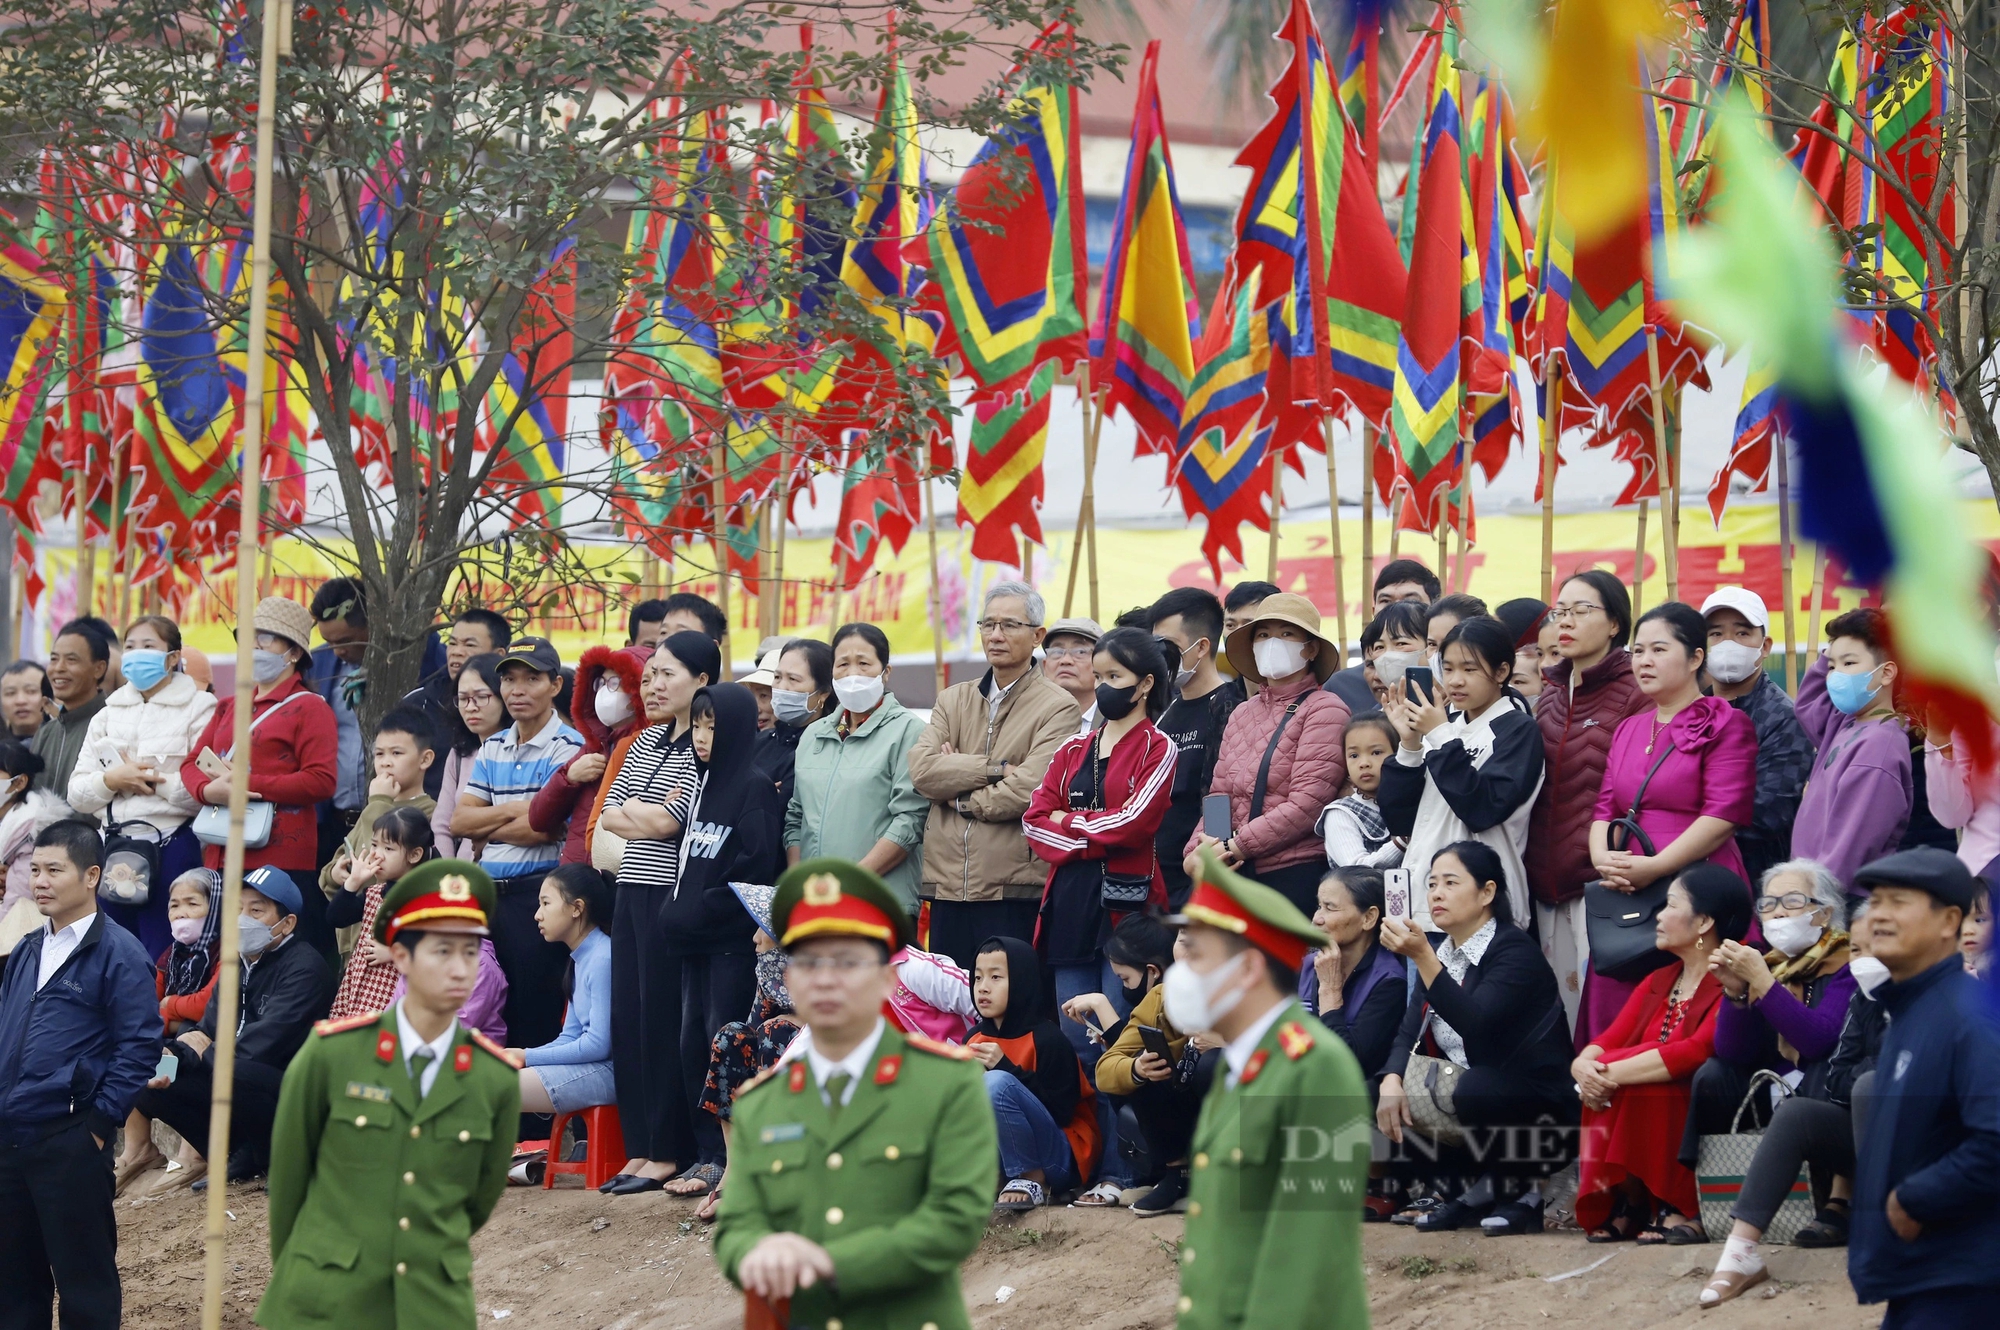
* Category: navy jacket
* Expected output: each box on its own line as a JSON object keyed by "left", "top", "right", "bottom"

{"left": 1849, "top": 954, "right": 2000, "bottom": 1303}
{"left": 311, "top": 635, "right": 449, "bottom": 809}
{"left": 0, "top": 911, "right": 161, "bottom": 1144}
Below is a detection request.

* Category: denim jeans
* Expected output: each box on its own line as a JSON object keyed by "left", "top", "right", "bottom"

{"left": 985, "top": 1069, "right": 1075, "bottom": 1189}
{"left": 1053, "top": 958, "right": 1128, "bottom": 1070}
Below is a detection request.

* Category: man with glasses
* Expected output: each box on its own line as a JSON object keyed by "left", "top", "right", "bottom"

{"left": 909, "top": 581, "right": 1082, "bottom": 968}
{"left": 716, "top": 858, "right": 996, "bottom": 1330}
{"left": 1041, "top": 617, "right": 1103, "bottom": 738}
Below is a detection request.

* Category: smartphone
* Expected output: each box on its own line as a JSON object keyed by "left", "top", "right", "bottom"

{"left": 1383, "top": 868, "right": 1412, "bottom": 922}
{"left": 155, "top": 1050, "right": 179, "bottom": 1084}
{"left": 1138, "top": 1024, "right": 1176, "bottom": 1064}
{"left": 196, "top": 747, "right": 230, "bottom": 780}
{"left": 1202, "top": 792, "right": 1233, "bottom": 841}
{"left": 1402, "top": 667, "right": 1435, "bottom": 707}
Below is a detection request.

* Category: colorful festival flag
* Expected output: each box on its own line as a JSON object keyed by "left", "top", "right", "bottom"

{"left": 1171, "top": 270, "right": 1276, "bottom": 581}
{"left": 957, "top": 360, "right": 1054, "bottom": 568}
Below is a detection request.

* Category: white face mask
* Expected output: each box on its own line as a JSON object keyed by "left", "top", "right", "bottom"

{"left": 1375, "top": 649, "right": 1421, "bottom": 686}
{"left": 1848, "top": 954, "right": 1891, "bottom": 997}
{"left": 1162, "top": 951, "right": 1249, "bottom": 1032}
{"left": 831, "top": 673, "right": 884, "bottom": 714}
{"left": 1706, "top": 639, "right": 1764, "bottom": 685}
{"left": 1763, "top": 913, "right": 1824, "bottom": 957}
{"left": 595, "top": 681, "right": 634, "bottom": 728}
{"left": 1252, "top": 637, "right": 1310, "bottom": 682}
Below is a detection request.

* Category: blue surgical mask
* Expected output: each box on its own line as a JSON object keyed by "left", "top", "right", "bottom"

{"left": 1826, "top": 665, "right": 1881, "bottom": 716}
{"left": 122, "top": 649, "right": 171, "bottom": 692}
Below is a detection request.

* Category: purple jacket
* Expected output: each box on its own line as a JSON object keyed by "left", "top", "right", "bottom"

{"left": 1713, "top": 960, "right": 1858, "bottom": 1083}
{"left": 1792, "top": 656, "right": 1912, "bottom": 892}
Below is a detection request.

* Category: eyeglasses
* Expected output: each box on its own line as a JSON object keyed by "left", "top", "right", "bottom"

{"left": 457, "top": 691, "right": 496, "bottom": 709}
{"left": 1756, "top": 892, "right": 1817, "bottom": 915}
{"left": 978, "top": 618, "right": 1036, "bottom": 635}
{"left": 785, "top": 954, "right": 883, "bottom": 975}
{"left": 1043, "top": 646, "right": 1093, "bottom": 661}
{"left": 1550, "top": 602, "right": 1606, "bottom": 621}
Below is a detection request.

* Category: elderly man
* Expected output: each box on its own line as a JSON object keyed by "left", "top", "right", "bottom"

{"left": 1041, "top": 616, "right": 1102, "bottom": 737}
{"left": 908, "top": 581, "right": 1081, "bottom": 969}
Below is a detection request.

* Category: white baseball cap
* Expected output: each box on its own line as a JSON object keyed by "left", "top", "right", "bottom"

{"left": 1700, "top": 586, "right": 1770, "bottom": 632}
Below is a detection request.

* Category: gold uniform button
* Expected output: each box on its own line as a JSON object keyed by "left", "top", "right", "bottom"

{"left": 1187, "top": 1201, "right": 1202, "bottom": 1217}
{"left": 403, "top": 1172, "right": 415, "bottom": 1185}
{"left": 921, "top": 1323, "right": 938, "bottom": 1330}
{"left": 1193, "top": 1152, "right": 1208, "bottom": 1169}
{"left": 1230, "top": 1147, "right": 1243, "bottom": 1163}
{"left": 825, "top": 1206, "right": 844, "bottom": 1225}
{"left": 458, "top": 1130, "right": 471, "bottom": 1143}
{"left": 1182, "top": 1247, "right": 1194, "bottom": 1264}
{"left": 354, "top": 1115, "right": 367, "bottom": 1127}
{"left": 409, "top": 1126, "right": 420, "bottom": 1139}
{"left": 884, "top": 1145, "right": 900, "bottom": 1161}
{"left": 827, "top": 1320, "right": 843, "bottom": 1330}
{"left": 826, "top": 1152, "right": 843, "bottom": 1170}
{"left": 398, "top": 1217, "right": 410, "bottom": 1231}
{"left": 395, "top": 1262, "right": 407, "bottom": 1277}
{"left": 1177, "top": 1296, "right": 1193, "bottom": 1314}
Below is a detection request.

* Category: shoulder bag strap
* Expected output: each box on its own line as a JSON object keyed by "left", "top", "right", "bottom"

{"left": 1624, "top": 740, "right": 1677, "bottom": 821}
{"left": 1248, "top": 699, "right": 1304, "bottom": 822}
{"left": 1606, "top": 739, "right": 1679, "bottom": 854}
{"left": 223, "top": 690, "right": 304, "bottom": 763}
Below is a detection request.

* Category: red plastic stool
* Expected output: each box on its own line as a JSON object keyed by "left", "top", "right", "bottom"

{"left": 543, "top": 1104, "right": 626, "bottom": 1190}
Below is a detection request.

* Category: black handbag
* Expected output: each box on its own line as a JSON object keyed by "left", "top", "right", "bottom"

{"left": 1583, "top": 744, "right": 1677, "bottom": 982}
{"left": 1074, "top": 732, "right": 1155, "bottom": 909}
{"left": 100, "top": 819, "right": 164, "bottom": 909}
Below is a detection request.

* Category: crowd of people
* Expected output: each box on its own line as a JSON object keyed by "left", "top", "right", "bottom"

{"left": 2, "top": 555, "right": 1998, "bottom": 1328}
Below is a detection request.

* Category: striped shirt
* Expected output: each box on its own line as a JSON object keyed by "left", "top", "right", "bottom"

{"left": 464, "top": 713, "right": 583, "bottom": 881}
{"left": 599, "top": 725, "right": 700, "bottom": 891}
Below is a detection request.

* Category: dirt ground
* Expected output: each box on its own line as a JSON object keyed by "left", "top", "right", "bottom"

{"left": 114, "top": 1174, "right": 1882, "bottom": 1329}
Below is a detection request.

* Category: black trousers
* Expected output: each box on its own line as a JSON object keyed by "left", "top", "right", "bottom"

{"left": 611, "top": 883, "right": 691, "bottom": 1163}
{"left": 491, "top": 875, "right": 571, "bottom": 1051}
{"left": 1732, "top": 1094, "right": 1852, "bottom": 1231}
{"left": 680, "top": 950, "right": 758, "bottom": 1164}
{"left": 926, "top": 898, "right": 1040, "bottom": 972}
{"left": 1680, "top": 1058, "right": 1770, "bottom": 1169}
{"left": 1247, "top": 861, "right": 1327, "bottom": 919}
{"left": 1121, "top": 1052, "right": 1217, "bottom": 1170}
{"left": 134, "top": 1056, "right": 285, "bottom": 1163}
{"left": 0, "top": 1120, "right": 119, "bottom": 1330}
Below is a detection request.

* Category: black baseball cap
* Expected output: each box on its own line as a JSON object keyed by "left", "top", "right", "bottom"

{"left": 496, "top": 636, "right": 561, "bottom": 674}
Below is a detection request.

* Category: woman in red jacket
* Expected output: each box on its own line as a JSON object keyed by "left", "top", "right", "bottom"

{"left": 179, "top": 597, "right": 338, "bottom": 950}
{"left": 1573, "top": 863, "right": 1754, "bottom": 1244}
{"left": 1025, "top": 627, "right": 1177, "bottom": 1065}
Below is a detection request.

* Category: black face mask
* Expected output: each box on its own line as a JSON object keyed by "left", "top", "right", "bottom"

{"left": 1096, "top": 680, "right": 1142, "bottom": 721}
{"left": 1120, "top": 977, "right": 1150, "bottom": 1008}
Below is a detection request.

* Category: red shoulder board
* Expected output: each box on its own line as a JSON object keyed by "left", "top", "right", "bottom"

{"left": 1278, "top": 1021, "right": 1315, "bottom": 1061}
{"left": 375, "top": 1029, "right": 398, "bottom": 1064}
{"left": 1239, "top": 1048, "right": 1270, "bottom": 1086}
{"left": 454, "top": 1045, "right": 473, "bottom": 1074}
{"left": 788, "top": 1062, "right": 808, "bottom": 1093}
{"left": 314, "top": 1011, "right": 380, "bottom": 1038}
{"left": 905, "top": 1034, "right": 977, "bottom": 1061}
{"left": 873, "top": 1054, "right": 903, "bottom": 1086}
{"left": 469, "top": 1030, "right": 521, "bottom": 1069}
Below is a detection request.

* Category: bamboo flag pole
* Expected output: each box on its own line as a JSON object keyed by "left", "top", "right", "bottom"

{"left": 1063, "top": 367, "right": 1104, "bottom": 619}
{"left": 72, "top": 466, "right": 92, "bottom": 618}
{"left": 1806, "top": 543, "right": 1828, "bottom": 660}
{"left": 1644, "top": 328, "right": 1679, "bottom": 600}
{"left": 710, "top": 441, "right": 732, "bottom": 675}
{"left": 922, "top": 472, "right": 947, "bottom": 698}
{"left": 1388, "top": 493, "right": 1403, "bottom": 559}
{"left": 1360, "top": 422, "right": 1376, "bottom": 610}
{"left": 1633, "top": 499, "right": 1649, "bottom": 617}
{"left": 1452, "top": 519, "right": 1470, "bottom": 595}
{"left": 1540, "top": 364, "right": 1565, "bottom": 602}
{"left": 1321, "top": 415, "right": 1347, "bottom": 656}
{"left": 1775, "top": 438, "right": 1798, "bottom": 694}
{"left": 771, "top": 466, "right": 790, "bottom": 638}
{"left": 1434, "top": 516, "right": 1447, "bottom": 585}
{"left": 1265, "top": 446, "right": 1284, "bottom": 583}
{"left": 202, "top": 1, "right": 285, "bottom": 1325}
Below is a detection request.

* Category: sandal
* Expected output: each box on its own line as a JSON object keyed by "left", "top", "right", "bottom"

{"left": 1699, "top": 1264, "right": 1768, "bottom": 1308}
{"left": 1070, "top": 1181, "right": 1124, "bottom": 1209}
{"left": 1585, "top": 1198, "right": 1638, "bottom": 1244}
{"left": 663, "top": 1162, "right": 724, "bottom": 1197}
{"left": 1792, "top": 1200, "right": 1850, "bottom": 1248}
{"left": 994, "top": 1177, "right": 1046, "bottom": 1212}
{"left": 1659, "top": 1213, "right": 1709, "bottom": 1246}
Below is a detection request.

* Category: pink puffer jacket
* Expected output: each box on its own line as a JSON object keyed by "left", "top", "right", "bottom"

{"left": 1185, "top": 673, "right": 1350, "bottom": 872}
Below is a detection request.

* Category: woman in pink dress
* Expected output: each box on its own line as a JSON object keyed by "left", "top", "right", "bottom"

{"left": 1585, "top": 603, "right": 1757, "bottom": 1042}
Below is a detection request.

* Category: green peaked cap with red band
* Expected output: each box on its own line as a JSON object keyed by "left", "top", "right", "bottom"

{"left": 1165, "top": 845, "right": 1326, "bottom": 970}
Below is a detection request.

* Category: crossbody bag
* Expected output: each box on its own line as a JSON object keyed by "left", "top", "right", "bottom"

{"left": 191, "top": 692, "right": 307, "bottom": 849}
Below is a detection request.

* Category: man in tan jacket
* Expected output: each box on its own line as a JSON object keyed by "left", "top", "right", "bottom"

{"left": 908, "top": 581, "right": 1081, "bottom": 968}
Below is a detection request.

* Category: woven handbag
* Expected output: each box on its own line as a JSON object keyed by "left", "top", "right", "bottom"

{"left": 1695, "top": 1070, "right": 1816, "bottom": 1243}
{"left": 1401, "top": 1051, "right": 1467, "bottom": 1146}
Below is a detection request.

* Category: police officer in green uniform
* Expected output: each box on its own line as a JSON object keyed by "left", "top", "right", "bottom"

{"left": 715, "top": 857, "right": 998, "bottom": 1330}
{"left": 257, "top": 859, "right": 521, "bottom": 1329}
{"left": 1164, "top": 849, "right": 1371, "bottom": 1330}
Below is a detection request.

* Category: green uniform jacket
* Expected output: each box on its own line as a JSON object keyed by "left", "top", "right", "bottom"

{"left": 255, "top": 1010, "right": 521, "bottom": 1329}
{"left": 1178, "top": 1001, "right": 1371, "bottom": 1330}
{"left": 715, "top": 1024, "right": 998, "bottom": 1330}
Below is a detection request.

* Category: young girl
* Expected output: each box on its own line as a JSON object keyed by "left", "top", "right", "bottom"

{"left": 1319, "top": 712, "right": 1404, "bottom": 869}
{"left": 515, "top": 863, "right": 616, "bottom": 1115}
{"left": 968, "top": 937, "right": 1100, "bottom": 1212}
{"left": 326, "top": 806, "right": 443, "bottom": 1020}
{"left": 1379, "top": 615, "right": 1547, "bottom": 926}
{"left": 0, "top": 740, "right": 46, "bottom": 912}
{"left": 695, "top": 882, "right": 803, "bottom": 1222}
{"left": 1964, "top": 883, "right": 1993, "bottom": 977}
{"left": 113, "top": 868, "right": 224, "bottom": 1193}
